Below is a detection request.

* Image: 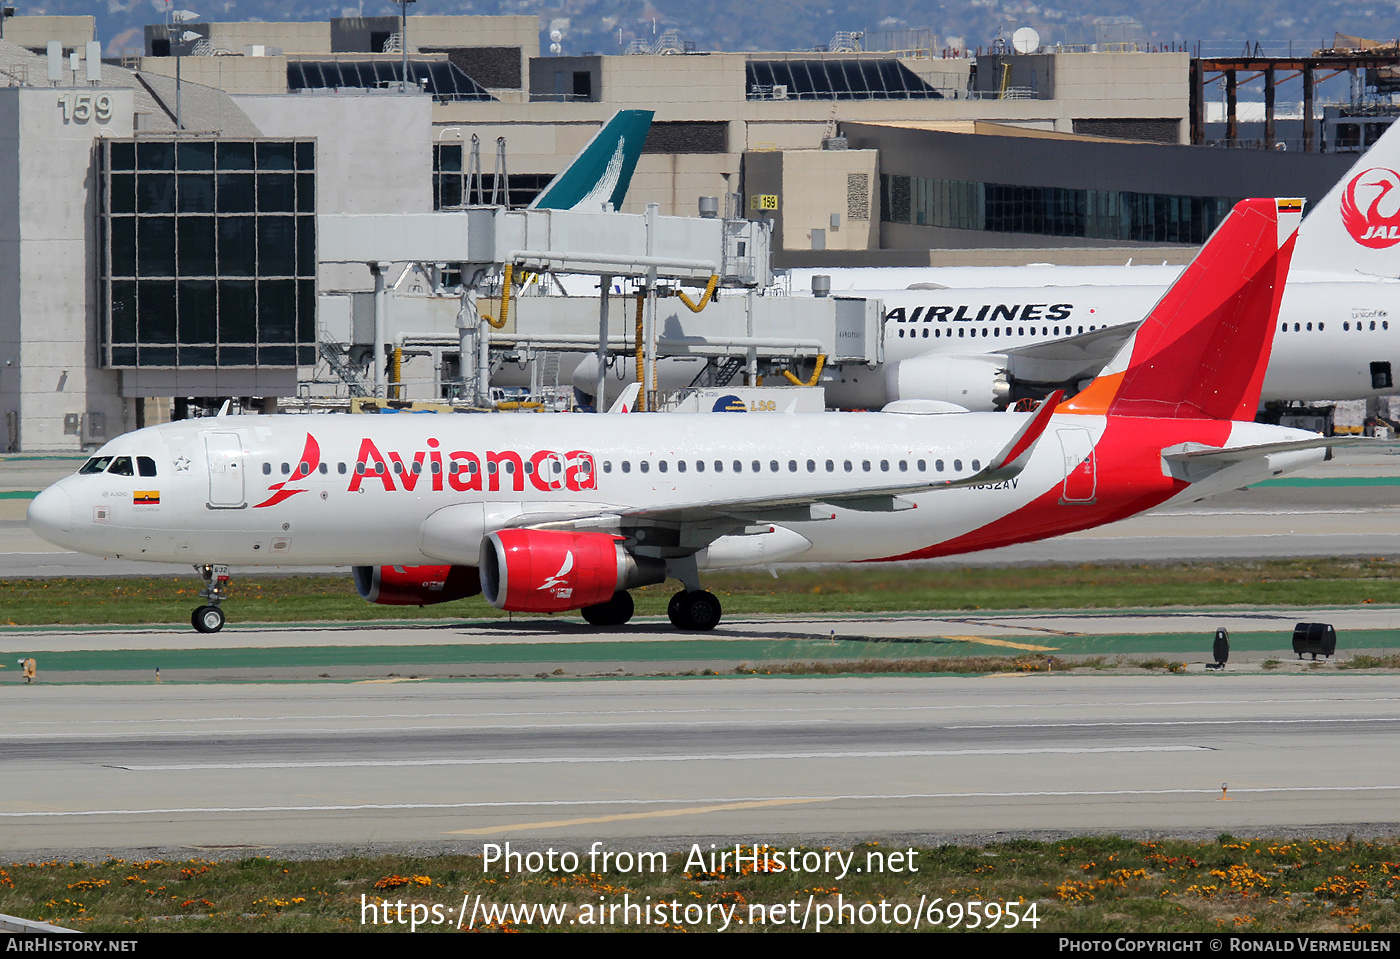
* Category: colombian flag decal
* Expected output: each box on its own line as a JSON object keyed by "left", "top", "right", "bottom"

{"left": 133, "top": 490, "right": 160, "bottom": 505}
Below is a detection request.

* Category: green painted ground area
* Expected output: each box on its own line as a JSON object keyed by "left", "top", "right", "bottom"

{"left": 0, "top": 490, "right": 37, "bottom": 499}
{"left": 4, "top": 628, "right": 1396, "bottom": 673}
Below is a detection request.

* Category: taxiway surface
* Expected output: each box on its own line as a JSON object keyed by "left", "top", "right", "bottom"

{"left": 3, "top": 674, "right": 1398, "bottom": 854}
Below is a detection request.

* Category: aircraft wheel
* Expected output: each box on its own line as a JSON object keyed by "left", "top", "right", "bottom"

{"left": 192, "top": 605, "right": 225, "bottom": 634}
{"left": 669, "top": 590, "right": 721, "bottom": 632}
{"left": 582, "top": 591, "right": 634, "bottom": 627}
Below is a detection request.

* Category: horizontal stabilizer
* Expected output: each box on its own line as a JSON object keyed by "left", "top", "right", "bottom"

{"left": 1160, "top": 435, "right": 1377, "bottom": 483}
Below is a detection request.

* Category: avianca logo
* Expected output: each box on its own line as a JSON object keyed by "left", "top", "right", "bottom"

{"left": 1340, "top": 167, "right": 1400, "bottom": 248}
{"left": 253, "top": 434, "right": 320, "bottom": 508}
{"left": 539, "top": 551, "right": 574, "bottom": 599}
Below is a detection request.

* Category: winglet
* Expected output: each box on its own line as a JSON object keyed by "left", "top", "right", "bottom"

{"left": 1060, "top": 197, "right": 1301, "bottom": 421}
{"left": 607, "top": 382, "right": 641, "bottom": 414}
{"left": 528, "top": 110, "right": 654, "bottom": 212}
{"left": 988, "top": 389, "right": 1061, "bottom": 476}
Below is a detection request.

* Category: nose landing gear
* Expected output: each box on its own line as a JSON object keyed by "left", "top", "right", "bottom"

{"left": 191, "top": 563, "right": 230, "bottom": 633}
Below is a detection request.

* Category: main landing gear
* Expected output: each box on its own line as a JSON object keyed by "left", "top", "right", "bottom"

{"left": 582, "top": 590, "right": 635, "bottom": 626}
{"left": 578, "top": 588, "right": 723, "bottom": 630}
{"left": 667, "top": 589, "right": 722, "bottom": 632}
{"left": 191, "top": 563, "right": 230, "bottom": 633}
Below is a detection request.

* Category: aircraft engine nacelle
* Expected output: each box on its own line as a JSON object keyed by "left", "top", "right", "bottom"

{"left": 884, "top": 354, "right": 1012, "bottom": 411}
{"left": 352, "top": 564, "right": 482, "bottom": 606}
{"left": 479, "top": 529, "right": 665, "bottom": 613}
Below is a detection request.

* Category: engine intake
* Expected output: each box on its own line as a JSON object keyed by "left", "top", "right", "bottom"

{"left": 479, "top": 529, "right": 665, "bottom": 612}
{"left": 352, "top": 564, "right": 481, "bottom": 606}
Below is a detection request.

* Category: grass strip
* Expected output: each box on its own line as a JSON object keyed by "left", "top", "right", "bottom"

{"left": 2, "top": 559, "right": 1400, "bottom": 627}
{"left": 2, "top": 834, "right": 1396, "bottom": 932}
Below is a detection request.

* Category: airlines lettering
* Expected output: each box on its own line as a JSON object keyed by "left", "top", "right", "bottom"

{"left": 886, "top": 304, "right": 1073, "bottom": 323}
{"left": 347, "top": 438, "right": 596, "bottom": 494}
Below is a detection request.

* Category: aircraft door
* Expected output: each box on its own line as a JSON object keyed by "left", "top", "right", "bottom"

{"left": 204, "top": 432, "right": 246, "bottom": 508}
{"left": 1057, "top": 428, "right": 1097, "bottom": 504}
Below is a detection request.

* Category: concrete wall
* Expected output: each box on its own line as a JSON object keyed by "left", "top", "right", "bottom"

{"left": 208, "top": 21, "right": 331, "bottom": 54}
{"left": 136, "top": 55, "right": 290, "bottom": 96}
{"left": 1, "top": 16, "right": 93, "bottom": 50}
{"left": 8, "top": 86, "right": 133, "bottom": 452}
{"left": 235, "top": 92, "right": 434, "bottom": 295}
{"left": 780, "top": 148, "right": 879, "bottom": 252}
{"left": 0, "top": 91, "right": 18, "bottom": 450}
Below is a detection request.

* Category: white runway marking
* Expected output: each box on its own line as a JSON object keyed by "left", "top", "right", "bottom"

{"left": 4, "top": 697, "right": 1396, "bottom": 735}
{"left": 5, "top": 784, "right": 1400, "bottom": 819}
{"left": 105, "top": 745, "right": 1206, "bottom": 771}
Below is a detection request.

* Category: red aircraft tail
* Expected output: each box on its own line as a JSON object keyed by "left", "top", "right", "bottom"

{"left": 1060, "top": 197, "right": 1302, "bottom": 421}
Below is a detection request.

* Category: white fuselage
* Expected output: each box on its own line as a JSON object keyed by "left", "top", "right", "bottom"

{"left": 27, "top": 411, "right": 1320, "bottom": 570}
{"left": 820, "top": 277, "right": 1400, "bottom": 408}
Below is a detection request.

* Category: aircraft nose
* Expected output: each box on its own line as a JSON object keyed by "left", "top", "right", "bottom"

{"left": 27, "top": 486, "right": 74, "bottom": 546}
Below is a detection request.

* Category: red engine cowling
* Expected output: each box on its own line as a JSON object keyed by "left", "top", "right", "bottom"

{"left": 479, "top": 529, "right": 662, "bottom": 612}
{"left": 352, "top": 565, "right": 481, "bottom": 606}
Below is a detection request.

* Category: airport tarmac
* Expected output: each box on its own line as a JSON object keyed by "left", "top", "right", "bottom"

{"left": 2, "top": 673, "right": 1398, "bottom": 855}
{"left": 3, "top": 450, "right": 1399, "bottom": 856}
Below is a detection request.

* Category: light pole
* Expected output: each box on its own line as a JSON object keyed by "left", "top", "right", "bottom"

{"left": 398, "top": 0, "right": 415, "bottom": 93}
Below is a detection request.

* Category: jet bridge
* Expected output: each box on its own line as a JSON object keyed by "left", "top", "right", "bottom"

{"left": 318, "top": 204, "right": 882, "bottom": 408}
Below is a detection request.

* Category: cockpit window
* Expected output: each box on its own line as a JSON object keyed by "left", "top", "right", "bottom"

{"left": 108, "top": 456, "right": 134, "bottom": 476}
{"left": 137, "top": 456, "right": 157, "bottom": 477}
{"left": 78, "top": 456, "right": 112, "bottom": 475}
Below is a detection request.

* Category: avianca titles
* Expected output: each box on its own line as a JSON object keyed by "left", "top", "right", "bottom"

{"left": 29, "top": 198, "right": 1358, "bottom": 633}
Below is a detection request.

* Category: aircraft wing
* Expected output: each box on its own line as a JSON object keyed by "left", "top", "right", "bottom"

{"left": 1002, "top": 323, "right": 1137, "bottom": 386}
{"left": 524, "top": 394, "right": 1061, "bottom": 532}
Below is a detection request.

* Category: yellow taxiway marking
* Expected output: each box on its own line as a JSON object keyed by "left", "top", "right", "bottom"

{"left": 447, "top": 797, "right": 831, "bottom": 835}
{"left": 943, "top": 635, "right": 1059, "bottom": 652}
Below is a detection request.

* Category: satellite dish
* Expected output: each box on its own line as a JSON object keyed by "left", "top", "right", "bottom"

{"left": 549, "top": 42, "right": 562, "bottom": 54}
{"left": 179, "top": 30, "right": 202, "bottom": 41}
{"left": 550, "top": 29, "right": 563, "bottom": 42}
{"left": 1012, "top": 27, "right": 1040, "bottom": 54}
{"left": 171, "top": 9, "right": 201, "bottom": 22}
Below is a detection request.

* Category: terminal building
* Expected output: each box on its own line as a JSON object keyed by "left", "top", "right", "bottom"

{"left": 0, "top": 12, "right": 1363, "bottom": 451}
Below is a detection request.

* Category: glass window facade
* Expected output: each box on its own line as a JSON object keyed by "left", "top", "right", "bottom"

{"left": 880, "top": 174, "right": 1237, "bottom": 244}
{"left": 99, "top": 138, "right": 317, "bottom": 368}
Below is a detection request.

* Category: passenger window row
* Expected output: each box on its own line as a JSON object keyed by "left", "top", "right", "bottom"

{"left": 599, "top": 457, "right": 978, "bottom": 474}
{"left": 1280, "top": 320, "right": 1389, "bottom": 332}
{"left": 896, "top": 325, "right": 1097, "bottom": 339}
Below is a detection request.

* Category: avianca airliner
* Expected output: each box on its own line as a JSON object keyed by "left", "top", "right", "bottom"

{"left": 783, "top": 124, "right": 1400, "bottom": 411}
{"left": 28, "top": 199, "right": 1351, "bottom": 633}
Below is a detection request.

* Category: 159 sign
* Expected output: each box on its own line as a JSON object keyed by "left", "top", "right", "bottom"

{"left": 57, "top": 93, "right": 113, "bottom": 124}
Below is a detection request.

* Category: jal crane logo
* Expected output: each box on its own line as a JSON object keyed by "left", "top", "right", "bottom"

{"left": 1340, "top": 167, "right": 1400, "bottom": 248}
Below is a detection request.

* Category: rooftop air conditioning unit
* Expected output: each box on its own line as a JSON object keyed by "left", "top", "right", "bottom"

{"left": 771, "top": 84, "right": 788, "bottom": 100}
